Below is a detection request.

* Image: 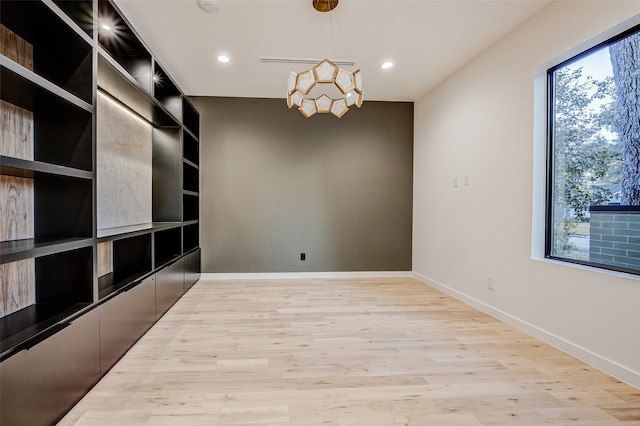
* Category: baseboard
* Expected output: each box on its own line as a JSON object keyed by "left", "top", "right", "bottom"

{"left": 411, "top": 271, "right": 640, "bottom": 390}
{"left": 200, "top": 271, "right": 413, "bottom": 280}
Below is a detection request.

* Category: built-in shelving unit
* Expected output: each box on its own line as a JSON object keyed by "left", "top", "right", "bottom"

{"left": 1, "top": 0, "right": 95, "bottom": 362}
{"left": 1, "top": 1, "right": 201, "bottom": 424}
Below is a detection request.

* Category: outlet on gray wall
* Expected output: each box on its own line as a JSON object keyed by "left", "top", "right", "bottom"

{"left": 192, "top": 97, "right": 413, "bottom": 273}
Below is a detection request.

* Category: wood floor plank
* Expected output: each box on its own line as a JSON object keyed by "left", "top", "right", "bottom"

{"left": 58, "top": 278, "right": 640, "bottom": 425}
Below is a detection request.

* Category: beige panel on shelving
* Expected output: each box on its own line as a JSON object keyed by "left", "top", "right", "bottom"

{"left": 0, "top": 24, "right": 34, "bottom": 160}
{"left": 96, "top": 92, "right": 153, "bottom": 229}
{"left": 0, "top": 258, "right": 35, "bottom": 317}
{"left": 0, "top": 100, "right": 34, "bottom": 160}
{"left": 0, "top": 24, "right": 33, "bottom": 68}
{"left": 0, "top": 176, "right": 34, "bottom": 242}
{"left": 97, "top": 241, "right": 113, "bottom": 277}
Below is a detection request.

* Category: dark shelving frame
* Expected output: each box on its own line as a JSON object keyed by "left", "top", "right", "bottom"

{"left": 1, "top": 1, "right": 200, "bottom": 424}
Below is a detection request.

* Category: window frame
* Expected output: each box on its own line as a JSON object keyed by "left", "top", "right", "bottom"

{"left": 544, "top": 23, "right": 640, "bottom": 276}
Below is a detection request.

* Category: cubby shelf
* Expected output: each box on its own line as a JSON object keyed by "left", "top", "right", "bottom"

{"left": 98, "top": 52, "right": 179, "bottom": 127}
{"left": 0, "top": 156, "right": 94, "bottom": 180}
{"left": 0, "top": 237, "right": 93, "bottom": 265}
{"left": 52, "top": 0, "right": 94, "bottom": 38}
{"left": 183, "top": 193, "right": 200, "bottom": 222}
{"left": 1, "top": 1, "right": 93, "bottom": 104}
{"left": 183, "top": 162, "right": 199, "bottom": 193}
{"left": 98, "top": 233, "right": 152, "bottom": 300}
{"left": 96, "top": 222, "right": 182, "bottom": 241}
{"left": 154, "top": 227, "right": 182, "bottom": 268}
{"left": 183, "top": 223, "right": 199, "bottom": 253}
{"left": 0, "top": 246, "right": 93, "bottom": 358}
{"left": 183, "top": 130, "right": 199, "bottom": 165}
{"left": 183, "top": 98, "right": 200, "bottom": 139}
{"left": 154, "top": 62, "right": 182, "bottom": 121}
{"left": 1, "top": 56, "right": 93, "bottom": 112}
{"left": 1, "top": 60, "right": 94, "bottom": 172}
{"left": 97, "top": 0, "right": 151, "bottom": 93}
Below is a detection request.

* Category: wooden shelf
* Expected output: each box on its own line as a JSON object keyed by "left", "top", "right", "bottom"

{"left": 96, "top": 222, "right": 181, "bottom": 241}
{"left": 0, "top": 156, "right": 93, "bottom": 180}
{"left": 0, "top": 237, "right": 93, "bottom": 265}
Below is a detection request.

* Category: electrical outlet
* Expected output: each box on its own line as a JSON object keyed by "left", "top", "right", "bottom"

{"left": 487, "top": 276, "right": 495, "bottom": 291}
{"left": 300, "top": 253, "right": 306, "bottom": 261}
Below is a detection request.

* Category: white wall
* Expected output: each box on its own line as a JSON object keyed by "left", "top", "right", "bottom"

{"left": 413, "top": 1, "right": 640, "bottom": 388}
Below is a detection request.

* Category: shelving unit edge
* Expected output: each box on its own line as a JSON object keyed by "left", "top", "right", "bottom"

{"left": 1, "top": 0, "right": 200, "bottom": 423}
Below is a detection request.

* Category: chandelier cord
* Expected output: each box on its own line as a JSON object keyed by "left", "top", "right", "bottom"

{"left": 329, "top": 9, "right": 336, "bottom": 60}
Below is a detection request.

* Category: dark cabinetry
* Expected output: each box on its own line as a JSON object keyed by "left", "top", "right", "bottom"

{"left": 184, "top": 248, "right": 201, "bottom": 291}
{"left": 156, "top": 258, "right": 185, "bottom": 317}
{"left": 1, "top": 0, "right": 200, "bottom": 424}
{"left": 0, "top": 309, "right": 100, "bottom": 426}
{"left": 99, "top": 276, "right": 155, "bottom": 372}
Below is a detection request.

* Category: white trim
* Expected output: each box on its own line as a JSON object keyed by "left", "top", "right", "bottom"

{"left": 533, "top": 257, "right": 640, "bottom": 282}
{"left": 412, "top": 271, "right": 640, "bottom": 390}
{"left": 201, "top": 271, "right": 413, "bottom": 280}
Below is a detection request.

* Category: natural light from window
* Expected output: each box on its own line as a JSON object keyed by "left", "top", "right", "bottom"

{"left": 547, "top": 26, "right": 640, "bottom": 274}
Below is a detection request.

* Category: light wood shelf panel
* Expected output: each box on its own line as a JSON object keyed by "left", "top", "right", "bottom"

{"left": 0, "top": 258, "right": 35, "bottom": 317}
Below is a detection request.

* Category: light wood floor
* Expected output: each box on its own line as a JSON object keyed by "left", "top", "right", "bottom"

{"left": 59, "top": 278, "right": 640, "bottom": 425}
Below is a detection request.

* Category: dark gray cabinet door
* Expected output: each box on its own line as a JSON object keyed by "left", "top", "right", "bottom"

{"left": 99, "top": 276, "right": 156, "bottom": 373}
{"left": 184, "top": 248, "right": 201, "bottom": 291}
{"left": 0, "top": 309, "right": 100, "bottom": 426}
{"left": 155, "top": 259, "right": 184, "bottom": 317}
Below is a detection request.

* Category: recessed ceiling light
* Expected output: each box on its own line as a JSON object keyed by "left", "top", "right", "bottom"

{"left": 101, "top": 24, "right": 111, "bottom": 30}
{"left": 381, "top": 62, "right": 394, "bottom": 69}
{"left": 217, "top": 55, "right": 230, "bottom": 63}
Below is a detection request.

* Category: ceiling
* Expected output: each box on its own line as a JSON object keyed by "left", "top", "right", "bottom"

{"left": 112, "top": 0, "right": 552, "bottom": 102}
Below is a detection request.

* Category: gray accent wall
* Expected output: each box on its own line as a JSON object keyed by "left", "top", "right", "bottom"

{"left": 192, "top": 97, "right": 413, "bottom": 273}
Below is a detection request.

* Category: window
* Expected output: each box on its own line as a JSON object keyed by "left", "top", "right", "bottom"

{"left": 546, "top": 24, "right": 640, "bottom": 274}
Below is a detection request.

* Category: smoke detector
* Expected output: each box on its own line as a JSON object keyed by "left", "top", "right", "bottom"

{"left": 197, "top": 0, "right": 220, "bottom": 13}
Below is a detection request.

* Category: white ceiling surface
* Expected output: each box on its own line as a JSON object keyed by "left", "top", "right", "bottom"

{"left": 113, "top": 0, "right": 552, "bottom": 102}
